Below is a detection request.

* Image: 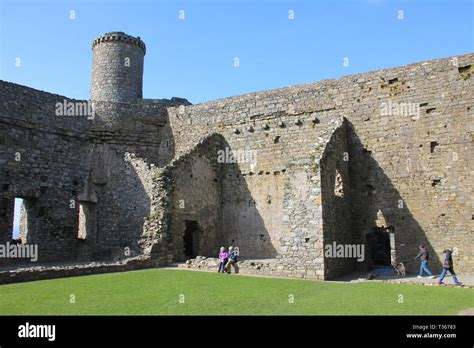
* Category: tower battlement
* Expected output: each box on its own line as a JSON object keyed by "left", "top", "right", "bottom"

{"left": 90, "top": 31, "right": 146, "bottom": 102}
{"left": 92, "top": 32, "right": 146, "bottom": 54}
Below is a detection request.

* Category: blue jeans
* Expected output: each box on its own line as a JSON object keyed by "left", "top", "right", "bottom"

{"left": 439, "top": 267, "right": 459, "bottom": 284}
{"left": 218, "top": 259, "right": 227, "bottom": 272}
{"left": 419, "top": 260, "right": 433, "bottom": 276}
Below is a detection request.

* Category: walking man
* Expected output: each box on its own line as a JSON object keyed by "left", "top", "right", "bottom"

{"left": 439, "top": 248, "right": 462, "bottom": 285}
{"left": 415, "top": 245, "right": 435, "bottom": 279}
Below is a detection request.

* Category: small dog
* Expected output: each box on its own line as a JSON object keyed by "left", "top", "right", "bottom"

{"left": 394, "top": 262, "right": 406, "bottom": 277}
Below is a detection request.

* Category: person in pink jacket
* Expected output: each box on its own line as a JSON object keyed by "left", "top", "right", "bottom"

{"left": 217, "top": 247, "right": 228, "bottom": 273}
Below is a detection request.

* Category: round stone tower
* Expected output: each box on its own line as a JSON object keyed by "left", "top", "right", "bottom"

{"left": 90, "top": 32, "right": 146, "bottom": 102}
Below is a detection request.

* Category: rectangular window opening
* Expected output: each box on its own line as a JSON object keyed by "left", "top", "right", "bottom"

{"left": 12, "top": 198, "right": 28, "bottom": 243}
{"left": 78, "top": 202, "right": 97, "bottom": 241}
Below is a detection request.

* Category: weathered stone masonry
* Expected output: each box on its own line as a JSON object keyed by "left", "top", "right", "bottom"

{"left": 0, "top": 31, "right": 472, "bottom": 282}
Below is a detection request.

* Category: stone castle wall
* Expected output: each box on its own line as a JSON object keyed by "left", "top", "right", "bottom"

{"left": 0, "top": 42, "right": 472, "bottom": 280}
{"left": 0, "top": 82, "right": 91, "bottom": 263}
{"left": 163, "top": 100, "right": 347, "bottom": 277}
{"left": 167, "top": 135, "right": 224, "bottom": 260}
{"left": 163, "top": 53, "right": 473, "bottom": 276}
{"left": 320, "top": 122, "right": 354, "bottom": 278}
{"left": 0, "top": 80, "right": 187, "bottom": 265}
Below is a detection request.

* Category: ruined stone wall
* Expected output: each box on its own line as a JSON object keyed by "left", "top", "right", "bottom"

{"left": 221, "top": 159, "right": 284, "bottom": 258}
{"left": 1, "top": 50, "right": 472, "bottom": 279}
{"left": 74, "top": 147, "right": 157, "bottom": 261}
{"left": 0, "top": 80, "right": 188, "bottom": 265}
{"left": 342, "top": 55, "right": 473, "bottom": 274}
{"left": 165, "top": 91, "right": 348, "bottom": 278}
{"left": 166, "top": 53, "right": 473, "bottom": 275}
{"left": 167, "top": 135, "right": 223, "bottom": 260}
{"left": 0, "top": 81, "right": 91, "bottom": 263}
{"left": 0, "top": 198, "right": 14, "bottom": 244}
{"left": 80, "top": 99, "right": 188, "bottom": 261}
{"left": 320, "top": 122, "right": 354, "bottom": 279}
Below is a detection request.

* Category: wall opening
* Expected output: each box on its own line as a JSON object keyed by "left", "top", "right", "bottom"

{"left": 334, "top": 169, "right": 344, "bottom": 197}
{"left": 366, "top": 227, "right": 391, "bottom": 267}
{"left": 431, "top": 179, "right": 441, "bottom": 187}
{"left": 78, "top": 202, "right": 96, "bottom": 241}
{"left": 183, "top": 220, "right": 201, "bottom": 259}
{"left": 78, "top": 203, "right": 87, "bottom": 240}
{"left": 12, "top": 198, "right": 24, "bottom": 242}
{"left": 458, "top": 65, "right": 472, "bottom": 79}
{"left": 430, "top": 141, "right": 439, "bottom": 153}
{"left": 388, "top": 77, "right": 398, "bottom": 84}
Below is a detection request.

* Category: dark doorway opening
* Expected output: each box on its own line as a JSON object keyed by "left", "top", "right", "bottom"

{"left": 183, "top": 220, "right": 201, "bottom": 259}
{"left": 366, "top": 227, "right": 391, "bottom": 266}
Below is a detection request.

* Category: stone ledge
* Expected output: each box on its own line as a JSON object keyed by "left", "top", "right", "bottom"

{"left": 178, "top": 256, "right": 324, "bottom": 280}
{"left": 0, "top": 256, "right": 165, "bottom": 285}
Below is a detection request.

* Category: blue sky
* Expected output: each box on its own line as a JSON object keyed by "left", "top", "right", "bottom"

{"left": 1, "top": 0, "right": 472, "bottom": 238}
{"left": 0, "top": 0, "right": 472, "bottom": 105}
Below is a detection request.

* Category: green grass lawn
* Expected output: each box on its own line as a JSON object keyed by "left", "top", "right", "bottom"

{"left": 0, "top": 269, "right": 472, "bottom": 315}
